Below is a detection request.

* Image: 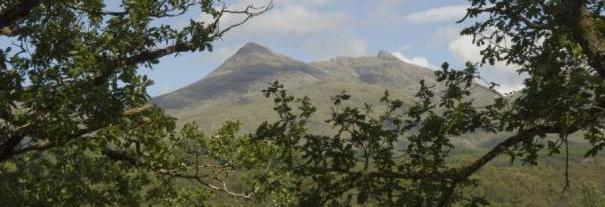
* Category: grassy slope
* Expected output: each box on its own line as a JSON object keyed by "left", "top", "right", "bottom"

{"left": 466, "top": 146, "right": 605, "bottom": 207}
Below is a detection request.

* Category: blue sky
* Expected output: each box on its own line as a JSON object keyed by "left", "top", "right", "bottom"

{"left": 144, "top": 0, "right": 525, "bottom": 96}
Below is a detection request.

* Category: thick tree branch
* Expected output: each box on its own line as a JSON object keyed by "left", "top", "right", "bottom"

{"left": 0, "top": 104, "right": 156, "bottom": 163}
{"left": 92, "top": 3, "right": 271, "bottom": 86}
{"left": 455, "top": 125, "right": 568, "bottom": 179}
{"left": 557, "top": 0, "right": 605, "bottom": 78}
{"left": 122, "top": 2, "right": 272, "bottom": 65}
{"left": 436, "top": 124, "right": 580, "bottom": 205}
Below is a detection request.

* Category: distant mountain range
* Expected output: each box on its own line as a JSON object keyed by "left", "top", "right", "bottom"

{"left": 154, "top": 42, "right": 504, "bottom": 148}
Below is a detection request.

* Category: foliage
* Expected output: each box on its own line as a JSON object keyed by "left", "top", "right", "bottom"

{"left": 246, "top": 73, "right": 496, "bottom": 206}
{"left": 0, "top": 0, "right": 271, "bottom": 205}
{"left": 459, "top": 0, "right": 605, "bottom": 159}
{"left": 242, "top": 0, "right": 605, "bottom": 206}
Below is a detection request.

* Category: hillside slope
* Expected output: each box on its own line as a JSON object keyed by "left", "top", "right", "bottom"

{"left": 154, "top": 42, "right": 502, "bottom": 148}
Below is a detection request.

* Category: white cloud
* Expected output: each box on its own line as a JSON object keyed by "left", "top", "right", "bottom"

{"left": 246, "top": 6, "right": 347, "bottom": 35}
{"left": 207, "top": 0, "right": 368, "bottom": 59}
{"left": 365, "top": 0, "right": 405, "bottom": 26}
{"left": 280, "top": 0, "right": 333, "bottom": 6}
{"left": 299, "top": 33, "right": 368, "bottom": 60}
{"left": 431, "top": 25, "right": 461, "bottom": 45}
{"left": 447, "top": 34, "right": 526, "bottom": 93}
{"left": 392, "top": 52, "right": 437, "bottom": 69}
{"left": 448, "top": 35, "right": 483, "bottom": 62}
{"left": 215, "top": 0, "right": 348, "bottom": 35}
{"left": 403, "top": 5, "right": 467, "bottom": 23}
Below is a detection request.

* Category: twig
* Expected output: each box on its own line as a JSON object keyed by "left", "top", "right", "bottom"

{"left": 562, "top": 135, "right": 570, "bottom": 193}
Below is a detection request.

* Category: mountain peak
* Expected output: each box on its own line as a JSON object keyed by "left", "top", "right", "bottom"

{"left": 215, "top": 42, "right": 279, "bottom": 70}
{"left": 376, "top": 50, "right": 400, "bottom": 61}
{"left": 235, "top": 42, "right": 273, "bottom": 56}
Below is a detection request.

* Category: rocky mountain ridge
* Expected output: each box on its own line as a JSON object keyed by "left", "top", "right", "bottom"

{"left": 153, "top": 42, "right": 502, "bottom": 148}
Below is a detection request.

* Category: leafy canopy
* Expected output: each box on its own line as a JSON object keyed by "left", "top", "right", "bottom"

{"left": 0, "top": 0, "right": 271, "bottom": 206}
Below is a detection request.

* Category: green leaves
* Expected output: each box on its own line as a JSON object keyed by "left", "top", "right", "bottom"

{"left": 248, "top": 74, "right": 507, "bottom": 205}
{"left": 0, "top": 0, "right": 271, "bottom": 205}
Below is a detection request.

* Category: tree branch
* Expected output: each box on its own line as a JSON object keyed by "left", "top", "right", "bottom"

{"left": 557, "top": 0, "right": 605, "bottom": 78}
{"left": 213, "top": 2, "right": 273, "bottom": 38}
{"left": 436, "top": 124, "right": 579, "bottom": 205}
{"left": 103, "top": 147, "right": 254, "bottom": 199}
{"left": 0, "top": 104, "right": 156, "bottom": 163}
{"left": 123, "top": 2, "right": 271, "bottom": 66}
{"left": 122, "top": 103, "right": 156, "bottom": 116}
{"left": 173, "top": 173, "right": 253, "bottom": 199}
{"left": 92, "top": 2, "right": 272, "bottom": 85}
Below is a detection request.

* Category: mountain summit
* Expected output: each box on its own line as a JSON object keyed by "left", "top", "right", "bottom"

{"left": 154, "top": 43, "right": 499, "bottom": 146}
{"left": 376, "top": 50, "right": 400, "bottom": 61}
{"left": 154, "top": 42, "right": 325, "bottom": 109}
{"left": 234, "top": 42, "right": 273, "bottom": 56}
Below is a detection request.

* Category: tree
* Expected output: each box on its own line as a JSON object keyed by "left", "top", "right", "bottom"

{"left": 245, "top": 0, "right": 605, "bottom": 206}
{"left": 0, "top": 0, "right": 271, "bottom": 205}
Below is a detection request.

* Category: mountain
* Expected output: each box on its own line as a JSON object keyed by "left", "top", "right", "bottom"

{"left": 154, "top": 42, "right": 326, "bottom": 109}
{"left": 153, "top": 42, "right": 503, "bottom": 148}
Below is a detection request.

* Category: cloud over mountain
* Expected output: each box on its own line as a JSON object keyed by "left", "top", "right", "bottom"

{"left": 403, "top": 5, "right": 468, "bottom": 23}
